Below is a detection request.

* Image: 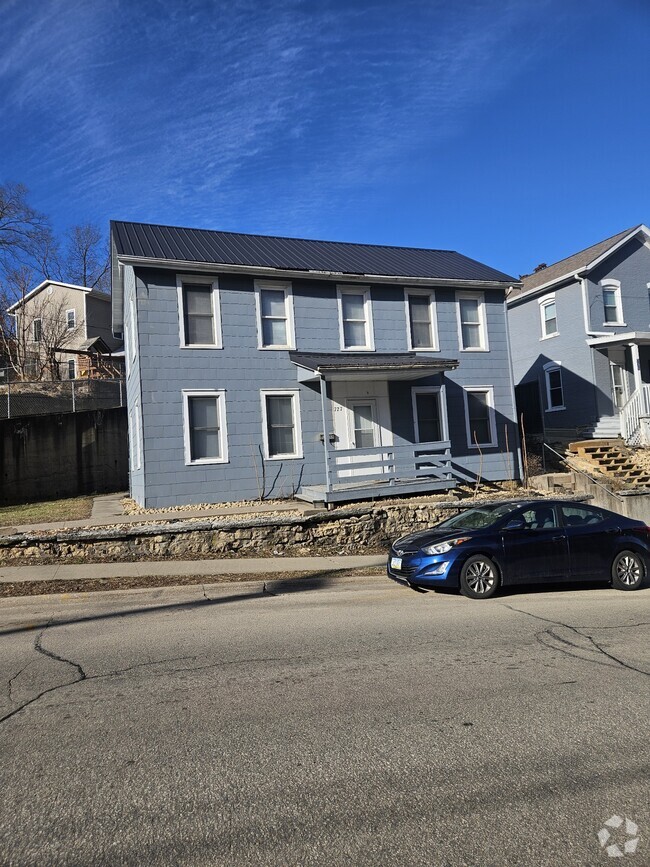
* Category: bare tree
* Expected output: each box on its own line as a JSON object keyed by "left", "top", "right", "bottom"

{"left": 62, "top": 223, "right": 109, "bottom": 291}
{"left": 0, "top": 182, "right": 52, "bottom": 277}
{"left": 0, "top": 268, "right": 85, "bottom": 381}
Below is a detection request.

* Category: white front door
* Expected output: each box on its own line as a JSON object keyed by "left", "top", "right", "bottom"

{"left": 329, "top": 381, "right": 392, "bottom": 480}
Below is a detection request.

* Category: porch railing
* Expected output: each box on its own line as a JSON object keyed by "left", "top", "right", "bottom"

{"left": 325, "top": 440, "right": 452, "bottom": 490}
{"left": 620, "top": 384, "right": 650, "bottom": 444}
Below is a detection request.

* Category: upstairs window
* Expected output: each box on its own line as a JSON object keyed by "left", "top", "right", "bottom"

{"left": 463, "top": 387, "right": 496, "bottom": 448}
{"left": 456, "top": 292, "right": 488, "bottom": 351}
{"left": 601, "top": 280, "right": 623, "bottom": 325}
{"left": 337, "top": 286, "right": 374, "bottom": 350}
{"left": 66, "top": 309, "right": 76, "bottom": 330}
{"left": 255, "top": 281, "right": 295, "bottom": 349}
{"left": 68, "top": 359, "right": 76, "bottom": 380}
{"left": 177, "top": 276, "right": 221, "bottom": 348}
{"left": 32, "top": 318, "right": 42, "bottom": 342}
{"left": 406, "top": 291, "right": 438, "bottom": 351}
{"left": 539, "top": 297, "right": 558, "bottom": 338}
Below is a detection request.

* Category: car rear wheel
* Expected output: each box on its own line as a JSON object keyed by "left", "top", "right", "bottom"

{"left": 611, "top": 550, "right": 645, "bottom": 591}
{"left": 460, "top": 555, "right": 499, "bottom": 599}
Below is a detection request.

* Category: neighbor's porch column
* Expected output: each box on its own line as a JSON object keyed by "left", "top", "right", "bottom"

{"left": 319, "top": 374, "right": 332, "bottom": 493}
{"left": 629, "top": 342, "right": 642, "bottom": 394}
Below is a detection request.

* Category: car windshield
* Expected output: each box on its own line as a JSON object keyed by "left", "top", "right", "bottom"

{"left": 437, "top": 503, "right": 520, "bottom": 530}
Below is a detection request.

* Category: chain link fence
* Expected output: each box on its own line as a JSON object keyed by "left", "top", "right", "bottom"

{"left": 0, "top": 375, "right": 125, "bottom": 419}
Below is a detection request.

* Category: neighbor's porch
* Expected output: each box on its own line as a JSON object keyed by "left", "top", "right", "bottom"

{"left": 290, "top": 352, "right": 461, "bottom": 506}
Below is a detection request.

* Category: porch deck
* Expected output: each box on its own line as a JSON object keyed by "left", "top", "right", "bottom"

{"left": 297, "top": 440, "right": 457, "bottom": 506}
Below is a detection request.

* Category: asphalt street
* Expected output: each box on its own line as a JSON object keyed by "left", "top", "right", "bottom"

{"left": 0, "top": 576, "right": 648, "bottom": 866}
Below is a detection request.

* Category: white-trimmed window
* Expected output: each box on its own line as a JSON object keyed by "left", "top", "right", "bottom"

{"left": 539, "top": 295, "right": 558, "bottom": 338}
{"left": 337, "top": 286, "right": 374, "bottom": 351}
{"left": 182, "top": 390, "right": 228, "bottom": 465}
{"left": 411, "top": 386, "right": 448, "bottom": 443}
{"left": 32, "top": 318, "right": 42, "bottom": 343}
{"left": 463, "top": 387, "right": 497, "bottom": 448}
{"left": 456, "top": 292, "right": 488, "bottom": 351}
{"left": 129, "top": 294, "right": 137, "bottom": 362}
{"left": 130, "top": 401, "right": 142, "bottom": 471}
{"left": 255, "top": 281, "right": 295, "bottom": 349}
{"left": 66, "top": 309, "right": 76, "bottom": 330}
{"left": 405, "top": 290, "right": 438, "bottom": 351}
{"left": 543, "top": 362, "right": 565, "bottom": 411}
{"left": 177, "top": 275, "right": 222, "bottom": 348}
{"left": 601, "top": 279, "right": 624, "bottom": 325}
{"left": 68, "top": 359, "right": 76, "bottom": 380}
{"left": 261, "top": 390, "right": 303, "bottom": 459}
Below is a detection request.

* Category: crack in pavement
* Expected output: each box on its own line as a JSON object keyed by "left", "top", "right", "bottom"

{"left": 0, "top": 625, "right": 202, "bottom": 727}
{"left": 502, "top": 603, "right": 649, "bottom": 676}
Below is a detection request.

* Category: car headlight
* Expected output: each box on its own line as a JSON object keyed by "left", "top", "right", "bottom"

{"left": 422, "top": 537, "right": 469, "bottom": 555}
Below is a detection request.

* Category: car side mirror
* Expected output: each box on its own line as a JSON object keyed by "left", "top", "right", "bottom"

{"left": 504, "top": 518, "right": 526, "bottom": 531}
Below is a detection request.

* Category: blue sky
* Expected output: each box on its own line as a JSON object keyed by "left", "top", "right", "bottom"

{"left": 1, "top": 0, "right": 649, "bottom": 277}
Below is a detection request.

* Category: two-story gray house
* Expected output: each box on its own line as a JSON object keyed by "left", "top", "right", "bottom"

{"left": 508, "top": 225, "right": 650, "bottom": 445}
{"left": 110, "top": 221, "right": 521, "bottom": 507}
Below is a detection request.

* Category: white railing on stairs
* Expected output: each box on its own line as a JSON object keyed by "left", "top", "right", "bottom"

{"left": 620, "top": 384, "right": 650, "bottom": 443}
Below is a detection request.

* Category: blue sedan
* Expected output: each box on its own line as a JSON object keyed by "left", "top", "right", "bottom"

{"left": 387, "top": 499, "right": 650, "bottom": 599}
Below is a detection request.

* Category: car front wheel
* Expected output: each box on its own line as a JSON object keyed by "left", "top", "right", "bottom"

{"left": 460, "top": 555, "right": 499, "bottom": 599}
{"left": 611, "top": 550, "right": 645, "bottom": 591}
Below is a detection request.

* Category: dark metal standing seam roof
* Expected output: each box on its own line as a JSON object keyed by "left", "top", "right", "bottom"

{"left": 111, "top": 221, "right": 516, "bottom": 283}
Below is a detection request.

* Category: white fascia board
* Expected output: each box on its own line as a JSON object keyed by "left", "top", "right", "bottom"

{"left": 507, "top": 271, "right": 585, "bottom": 306}
{"left": 7, "top": 280, "right": 91, "bottom": 313}
{"left": 115, "top": 254, "right": 518, "bottom": 290}
{"left": 586, "top": 331, "right": 650, "bottom": 347}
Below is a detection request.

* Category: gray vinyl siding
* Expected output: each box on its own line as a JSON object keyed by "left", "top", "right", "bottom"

{"left": 127, "top": 268, "right": 519, "bottom": 506}
{"left": 508, "top": 238, "right": 650, "bottom": 434}
{"left": 509, "top": 280, "right": 602, "bottom": 430}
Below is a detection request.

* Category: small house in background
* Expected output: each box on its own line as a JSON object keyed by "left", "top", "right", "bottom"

{"left": 508, "top": 225, "right": 650, "bottom": 445}
{"left": 6, "top": 280, "right": 124, "bottom": 380}
{"left": 111, "top": 220, "right": 522, "bottom": 508}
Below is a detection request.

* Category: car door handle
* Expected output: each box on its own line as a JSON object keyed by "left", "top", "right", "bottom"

{"left": 605, "top": 528, "right": 619, "bottom": 534}
{"left": 551, "top": 535, "right": 564, "bottom": 541}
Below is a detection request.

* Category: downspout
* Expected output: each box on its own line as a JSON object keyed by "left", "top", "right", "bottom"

{"left": 503, "top": 291, "right": 524, "bottom": 482}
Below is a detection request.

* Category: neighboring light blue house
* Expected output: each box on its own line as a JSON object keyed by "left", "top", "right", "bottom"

{"left": 110, "top": 221, "right": 521, "bottom": 507}
{"left": 508, "top": 224, "right": 650, "bottom": 445}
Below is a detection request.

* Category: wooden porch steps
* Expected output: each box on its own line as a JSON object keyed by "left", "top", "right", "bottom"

{"left": 567, "top": 439, "right": 650, "bottom": 488}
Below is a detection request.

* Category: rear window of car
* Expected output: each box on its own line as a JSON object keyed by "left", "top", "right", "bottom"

{"left": 560, "top": 504, "right": 605, "bottom": 527}
{"left": 438, "top": 503, "right": 520, "bottom": 530}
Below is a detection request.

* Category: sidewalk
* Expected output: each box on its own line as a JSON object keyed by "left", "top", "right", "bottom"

{"left": 0, "top": 555, "right": 386, "bottom": 584}
{"left": 0, "top": 493, "right": 319, "bottom": 535}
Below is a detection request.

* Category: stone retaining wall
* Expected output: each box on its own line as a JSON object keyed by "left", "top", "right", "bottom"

{"left": 0, "top": 493, "right": 587, "bottom": 565}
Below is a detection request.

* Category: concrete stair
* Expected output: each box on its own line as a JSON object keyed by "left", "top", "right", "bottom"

{"left": 567, "top": 439, "right": 650, "bottom": 488}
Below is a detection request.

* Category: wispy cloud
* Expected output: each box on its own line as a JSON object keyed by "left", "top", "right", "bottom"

{"left": 0, "top": 0, "right": 564, "bottom": 238}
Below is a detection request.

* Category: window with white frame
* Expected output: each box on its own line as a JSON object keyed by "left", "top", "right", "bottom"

{"left": 261, "top": 391, "right": 302, "bottom": 459}
{"left": 601, "top": 280, "right": 623, "bottom": 325}
{"left": 182, "top": 390, "right": 228, "bottom": 464}
{"left": 129, "top": 294, "right": 137, "bottom": 361}
{"left": 177, "top": 276, "right": 221, "bottom": 347}
{"left": 456, "top": 292, "right": 488, "bottom": 350}
{"left": 539, "top": 296, "right": 558, "bottom": 338}
{"left": 544, "top": 363, "right": 564, "bottom": 411}
{"left": 337, "top": 286, "right": 374, "bottom": 350}
{"left": 412, "top": 387, "right": 447, "bottom": 443}
{"left": 463, "top": 387, "right": 496, "bottom": 448}
{"left": 406, "top": 290, "right": 438, "bottom": 350}
{"left": 66, "top": 309, "right": 76, "bottom": 330}
{"left": 255, "top": 281, "right": 294, "bottom": 349}
{"left": 32, "top": 318, "right": 42, "bottom": 343}
{"left": 67, "top": 359, "right": 76, "bottom": 380}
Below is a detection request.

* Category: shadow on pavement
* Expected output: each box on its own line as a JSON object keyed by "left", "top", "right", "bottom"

{"left": 0, "top": 571, "right": 347, "bottom": 638}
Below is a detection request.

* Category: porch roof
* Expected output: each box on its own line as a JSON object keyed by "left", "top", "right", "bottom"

{"left": 289, "top": 351, "right": 458, "bottom": 381}
{"left": 587, "top": 331, "right": 650, "bottom": 348}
